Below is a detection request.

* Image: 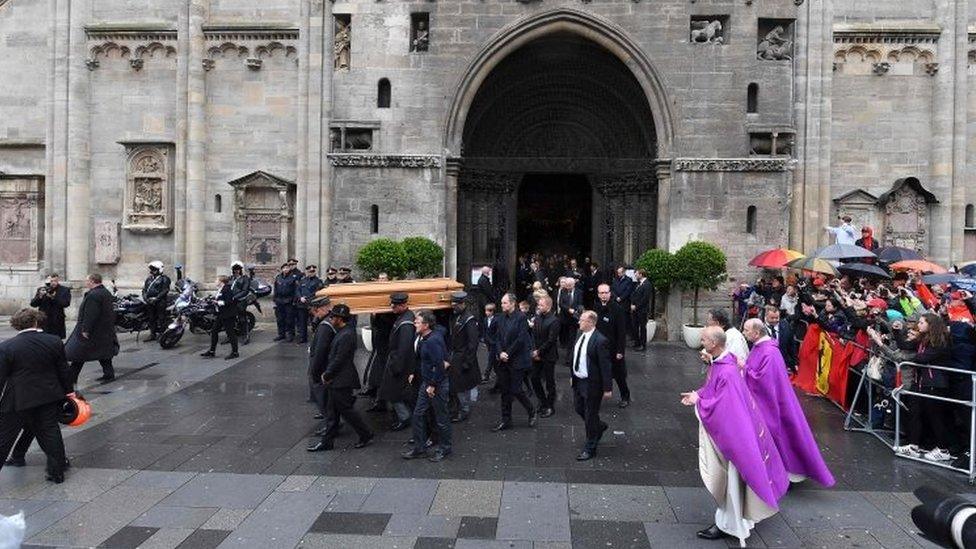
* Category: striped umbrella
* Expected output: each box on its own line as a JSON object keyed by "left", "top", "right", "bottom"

{"left": 786, "top": 256, "right": 839, "bottom": 276}
{"left": 748, "top": 248, "right": 805, "bottom": 269}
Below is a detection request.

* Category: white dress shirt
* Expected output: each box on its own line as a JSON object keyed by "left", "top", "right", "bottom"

{"left": 572, "top": 330, "right": 593, "bottom": 378}
{"left": 725, "top": 327, "right": 750, "bottom": 363}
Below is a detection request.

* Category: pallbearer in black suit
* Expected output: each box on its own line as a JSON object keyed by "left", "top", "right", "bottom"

{"left": 305, "top": 295, "right": 335, "bottom": 436}
{"left": 571, "top": 310, "right": 613, "bottom": 461}
{"left": 531, "top": 295, "right": 559, "bottom": 417}
{"left": 594, "top": 283, "right": 631, "bottom": 408}
{"left": 308, "top": 304, "right": 373, "bottom": 452}
{"left": 630, "top": 269, "right": 652, "bottom": 351}
{"left": 447, "top": 292, "right": 481, "bottom": 423}
{"left": 379, "top": 293, "right": 416, "bottom": 431}
{"left": 0, "top": 308, "right": 75, "bottom": 483}
{"left": 493, "top": 293, "right": 537, "bottom": 431}
{"left": 201, "top": 275, "right": 239, "bottom": 360}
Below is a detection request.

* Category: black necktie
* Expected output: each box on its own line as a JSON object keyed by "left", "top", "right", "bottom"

{"left": 574, "top": 334, "right": 586, "bottom": 374}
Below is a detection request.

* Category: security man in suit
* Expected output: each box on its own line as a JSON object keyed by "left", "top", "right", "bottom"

{"left": 594, "top": 284, "right": 631, "bottom": 408}
{"left": 200, "top": 275, "right": 239, "bottom": 360}
{"left": 307, "top": 304, "right": 374, "bottom": 451}
{"left": 570, "top": 310, "right": 613, "bottom": 461}
{"left": 379, "top": 292, "right": 416, "bottom": 431}
{"left": 142, "top": 260, "right": 172, "bottom": 342}
{"left": 531, "top": 294, "right": 560, "bottom": 417}
{"left": 0, "top": 308, "right": 75, "bottom": 483}
{"left": 630, "top": 269, "right": 653, "bottom": 351}
{"left": 493, "top": 293, "right": 537, "bottom": 431}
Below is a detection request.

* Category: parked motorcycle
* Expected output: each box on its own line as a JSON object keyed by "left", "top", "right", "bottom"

{"left": 159, "top": 278, "right": 202, "bottom": 349}
{"left": 111, "top": 282, "right": 175, "bottom": 334}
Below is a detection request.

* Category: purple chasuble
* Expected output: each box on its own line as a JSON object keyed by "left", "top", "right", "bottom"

{"left": 745, "top": 339, "right": 836, "bottom": 487}
{"left": 697, "top": 353, "right": 789, "bottom": 509}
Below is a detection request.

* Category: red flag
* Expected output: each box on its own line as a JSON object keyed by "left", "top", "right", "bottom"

{"left": 915, "top": 283, "right": 938, "bottom": 310}
{"left": 794, "top": 324, "right": 823, "bottom": 394}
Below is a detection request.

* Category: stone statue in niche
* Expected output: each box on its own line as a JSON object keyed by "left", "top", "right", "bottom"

{"left": 1, "top": 198, "right": 28, "bottom": 239}
{"left": 690, "top": 20, "right": 724, "bottom": 44}
{"left": 412, "top": 19, "right": 429, "bottom": 52}
{"left": 758, "top": 25, "right": 793, "bottom": 60}
{"left": 334, "top": 18, "right": 351, "bottom": 70}
{"left": 344, "top": 129, "right": 373, "bottom": 150}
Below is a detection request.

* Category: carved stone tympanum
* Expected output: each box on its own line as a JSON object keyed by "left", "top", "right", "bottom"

{"left": 121, "top": 143, "right": 174, "bottom": 232}
{"left": 0, "top": 176, "right": 44, "bottom": 268}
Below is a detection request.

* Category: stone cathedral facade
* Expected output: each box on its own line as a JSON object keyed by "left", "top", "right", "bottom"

{"left": 0, "top": 0, "right": 974, "bottom": 329}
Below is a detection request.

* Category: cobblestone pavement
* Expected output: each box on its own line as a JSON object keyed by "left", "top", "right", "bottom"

{"left": 0, "top": 323, "right": 964, "bottom": 548}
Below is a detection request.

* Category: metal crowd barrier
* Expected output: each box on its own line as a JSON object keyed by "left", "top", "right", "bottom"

{"left": 844, "top": 365, "right": 898, "bottom": 447}
{"left": 893, "top": 361, "right": 976, "bottom": 485}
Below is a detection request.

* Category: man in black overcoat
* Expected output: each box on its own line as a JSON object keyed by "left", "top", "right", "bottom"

{"left": 630, "top": 269, "right": 653, "bottom": 351}
{"left": 531, "top": 294, "right": 559, "bottom": 417}
{"left": 65, "top": 273, "right": 118, "bottom": 383}
{"left": 0, "top": 308, "right": 74, "bottom": 482}
{"left": 594, "top": 283, "right": 631, "bottom": 408}
{"left": 493, "top": 293, "right": 537, "bottom": 431}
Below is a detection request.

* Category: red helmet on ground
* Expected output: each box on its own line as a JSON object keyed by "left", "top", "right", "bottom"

{"left": 59, "top": 394, "right": 91, "bottom": 427}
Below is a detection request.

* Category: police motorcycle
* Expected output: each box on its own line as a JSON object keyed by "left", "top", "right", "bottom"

{"left": 111, "top": 281, "right": 176, "bottom": 334}
{"left": 158, "top": 266, "right": 204, "bottom": 348}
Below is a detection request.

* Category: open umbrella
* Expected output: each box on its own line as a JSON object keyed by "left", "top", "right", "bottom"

{"left": 786, "top": 256, "right": 839, "bottom": 276}
{"left": 812, "top": 243, "right": 876, "bottom": 260}
{"left": 748, "top": 248, "right": 805, "bottom": 269}
{"left": 876, "top": 246, "right": 924, "bottom": 264}
{"left": 889, "top": 260, "right": 947, "bottom": 274}
{"left": 838, "top": 262, "right": 891, "bottom": 279}
{"left": 921, "top": 273, "right": 962, "bottom": 285}
{"left": 959, "top": 262, "right": 976, "bottom": 278}
{"left": 950, "top": 279, "right": 976, "bottom": 292}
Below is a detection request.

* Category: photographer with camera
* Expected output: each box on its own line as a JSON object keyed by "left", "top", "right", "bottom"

{"left": 29, "top": 273, "right": 71, "bottom": 339}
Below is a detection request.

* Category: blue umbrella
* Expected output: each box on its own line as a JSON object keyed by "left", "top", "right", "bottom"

{"left": 949, "top": 279, "right": 976, "bottom": 292}
{"left": 922, "top": 273, "right": 962, "bottom": 285}
{"left": 961, "top": 264, "right": 976, "bottom": 278}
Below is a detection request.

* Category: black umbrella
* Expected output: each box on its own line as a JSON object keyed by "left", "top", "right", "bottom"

{"left": 812, "top": 243, "right": 877, "bottom": 260}
{"left": 838, "top": 262, "right": 891, "bottom": 279}
{"left": 876, "top": 246, "right": 923, "bottom": 264}
{"left": 921, "top": 273, "right": 961, "bottom": 285}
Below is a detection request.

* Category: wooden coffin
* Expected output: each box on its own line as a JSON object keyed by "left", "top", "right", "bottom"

{"left": 314, "top": 278, "right": 464, "bottom": 314}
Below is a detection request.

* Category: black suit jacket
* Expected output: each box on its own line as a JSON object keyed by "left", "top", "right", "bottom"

{"left": 555, "top": 288, "right": 583, "bottom": 320}
{"left": 498, "top": 310, "right": 532, "bottom": 370}
{"left": 0, "top": 330, "right": 73, "bottom": 412}
{"left": 594, "top": 300, "right": 627, "bottom": 357}
{"left": 476, "top": 275, "right": 496, "bottom": 305}
{"left": 571, "top": 330, "right": 613, "bottom": 394}
{"left": 309, "top": 320, "right": 337, "bottom": 381}
{"left": 323, "top": 325, "right": 360, "bottom": 389}
{"left": 30, "top": 285, "right": 71, "bottom": 339}
{"left": 215, "top": 285, "right": 238, "bottom": 320}
{"left": 631, "top": 279, "right": 652, "bottom": 314}
{"left": 532, "top": 312, "right": 560, "bottom": 363}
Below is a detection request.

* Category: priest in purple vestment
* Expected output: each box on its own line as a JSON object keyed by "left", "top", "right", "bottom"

{"left": 742, "top": 319, "right": 835, "bottom": 487}
{"left": 681, "top": 326, "right": 789, "bottom": 546}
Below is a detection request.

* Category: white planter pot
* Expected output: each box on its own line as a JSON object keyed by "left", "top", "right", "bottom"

{"left": 682, "top": 324, "right": 704, "bottom": 349}
{"left": 361, "top": 327, "right": 373, "bottom": 352}
{"left": 645, "top": 320, "right": 657, "bottom": 344}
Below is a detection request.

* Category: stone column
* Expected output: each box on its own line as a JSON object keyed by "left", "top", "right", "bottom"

{"left": 793, "top": 0, "right": 834, "bottom": 252}
{"left": 45, "top": 0, "right": 70, "bottom": 273}
{"left": 295, "top": 0, "right": 310, "bottom": 263}
{"left": 305, "top": 1, "right": 325, "bottom": 267}
{"left": 445, "top": 158, "right": 462, "bottom": 278}
{"left": 185, "top": 0, "right": 208, "bottom": 279}
{"left": 318, "top": 4, "right": 336, "bottom": 268}
{"left": 949, "top": 0, "right": 969, "bottom": 262}
{"left": 173, "top": 2, "right": 190, "bottom": 269}
{"left": 64, "top": 0, "right": 92, "bottom": 281}
{"left": 654, "top": 159, "right": 672, "bottom": 252}
{"left": 928, "top": 0, "right": 961, "bottom": 264}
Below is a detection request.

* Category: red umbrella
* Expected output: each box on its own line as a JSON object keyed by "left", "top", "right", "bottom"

{"left": 749, "top": 248, "right": 805, "bottom": 269}
{"left": 889, "top": 260, "right": 947, "bottom": 274}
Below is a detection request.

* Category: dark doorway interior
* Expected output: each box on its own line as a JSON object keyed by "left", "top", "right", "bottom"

{"left": 517, "top": 174, "right": 591, "bottom": 259}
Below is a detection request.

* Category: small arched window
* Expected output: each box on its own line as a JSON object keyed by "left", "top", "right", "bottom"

{"left": 214, "top": 194, "right": 222, "bottom": 213}
{"left": 966, "top": 203, "right": 975, "bottom": 227}
{"left": 370, "top": 204, "right": 379, "bottom": 233}
{"left": 747, "top": 83, "right": 759, "bottom": 114}
{"left": 746, "top": 205, "right": 757, "bottom": 234}
{"left": 377, "top": 78, "right": 391, "bottom": 108}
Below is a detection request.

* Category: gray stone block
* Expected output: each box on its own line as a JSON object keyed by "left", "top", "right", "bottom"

{"left": 160, "top": 472, "right": 284, "bottom": 509}
{"left": 360, "top": 478, "right": 439, "bottom": 515}
{"left": 496, "top": 482, "right": 570, "bottom": 542}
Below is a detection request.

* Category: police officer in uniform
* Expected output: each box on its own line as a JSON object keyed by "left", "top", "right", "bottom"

{"left": 324, "top": 267, "right": 339, "bottom": 285}
{"left": 273, "top": 263, "right": 299, "bottom": 342}
{"left": 379, "top": 292, "right": 416, "bottom": 431}
{"left": 142, "top": 261, "right": 172, "bottom": 342}
{"left": 295, "top": 265, "right": 324, "bottom": 344}
{"left": 447, "top": 292, "right": 481, "bottom": 423}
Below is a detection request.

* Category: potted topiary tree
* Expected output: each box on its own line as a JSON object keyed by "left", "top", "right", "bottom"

{"left": 400, "top": 236, "right": 445, "bottom": 279}
{"left": 673, "top": 241, "right": 726, "bottom": 348}
{"left": 634, "top": 248, "right": 675, "bottom": 344}
{"left": 355, "top": 238, "right": 408, "bottom": 281}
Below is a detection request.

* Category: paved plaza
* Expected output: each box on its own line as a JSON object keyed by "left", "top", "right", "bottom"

{"left": 0, "top": 323, "right": 966, "bottom": 548}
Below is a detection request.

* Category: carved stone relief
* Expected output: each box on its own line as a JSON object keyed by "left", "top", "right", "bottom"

{"left": 757, "top": 20, "right": 794, "bottom": 61}
{"left": 94, "top": 220, "right": 120, "bottom": 265}
{"left": 85, "top": 28, "right": 177, "bottom": 71}
{"left": 672, "top": 158, "right": 793, "bottom": 172}
{"left": 877, "top": 177, "right": 938, "bottom": 254}
{"left": 833, "top": 25, "right": 939, "bottom": 76}
{"left": 327, "top": 154, "right": 442, "bottom": 168}
{"left": 690, "top": 17, "right": 726, "bottom": 45}
{"left": 334, "top": 15, "right": 351, "bottom": 70}
{"left": 122, "top": 143, "right": 174, "bottom": 233}
{"left": 411, "top": 13, "right": 430, "bottom": 52}
{"left": 0, "top": 177, "right": 43, "bottom": 267}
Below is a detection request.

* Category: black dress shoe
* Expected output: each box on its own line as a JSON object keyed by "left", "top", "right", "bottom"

{"left": 390, "top": 421, "right": 410, "bottom": 432}
{"left": 313, "top": 412, "right": 325, "bottom": 420}
{"left": 4, "top": 457, "right": 25, "bottom": 467}
{"left": 401, "top": 448, "right": 427, "bottom": 460}
{"left": 428, "top": 450, "right": 450, "bottom": 463}
{"left": 576, "top": 449, "right": 594, "bottom": 461}
{"left": 528, "top": 410, "right": 538, "bottom": 427}
{"left": 200, "top": 351, "right": 215, "bottom": 358}
{"left": 540, "top": 408, "right": 554, "bottom": 418}
{"left": 696, "top": 524, "right": 727, "bottom": 540}
{"left": 225, "top": 352, "right": 239, "bottom": 360}
{"left": 96, "top": 375, "right": 116, "bottom": 382}
{"left": 46, "top": 472, "right": 64, "bottom": 484}
{"left": 491, "top": 422, "right": 512, "bottom": 432}
{"left": 618, "top": 399, "right": 631, "bottom": 409}
{"left": 354, "top": 434, "right": 374, "bottom": 449}
{"left": 306, "top": 441, "right": 333, "bottom": 452}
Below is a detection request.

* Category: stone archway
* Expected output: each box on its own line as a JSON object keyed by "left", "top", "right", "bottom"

{"left": 445, "top": 10, "right": 673, "bottom": 280}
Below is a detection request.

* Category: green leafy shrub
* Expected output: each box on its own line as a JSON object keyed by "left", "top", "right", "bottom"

{"left": 401, "top": 237, "right": 444, "bottom": 278}
{"left": 355, "top": 238, "right": 408, "bottom": 280}
{"left": 672, "top": 241, "right": 727, "bottom": 326}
